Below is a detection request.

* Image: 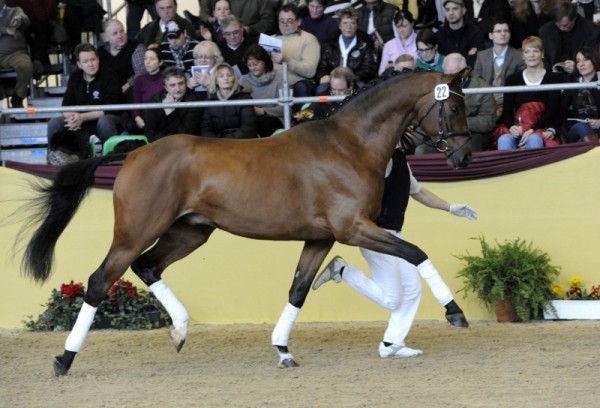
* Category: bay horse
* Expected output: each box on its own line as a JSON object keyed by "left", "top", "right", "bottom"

{"left": 18, "top": 69, "right": 472, "bottom": 376}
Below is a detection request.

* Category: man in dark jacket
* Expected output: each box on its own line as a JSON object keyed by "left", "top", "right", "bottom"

{"left": 199, "top": 0, "right": 274, "bottom": 38}
{"left": 46, "top": 43, "right": 123, "bottom": 164}
{"left": 539, "top": 1, "right": 600, "bottom": 77}
{"left": 435, "top": 0, "right": 483, "bottom": 68}
{"left": 357, "top": 0, "right": 400, "bottom": 49}
{"left": 142, "top": 66, "right": 202, "bottom": 141}
{"left": 136, "top": 0, "right": 197, "bottom": 47}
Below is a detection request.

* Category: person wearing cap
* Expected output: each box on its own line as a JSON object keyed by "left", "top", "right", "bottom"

{"left": 136, "top": 0, "right": 197, "bottom": 48}
{"left": 159, "top": 20, "right": 199, "bottom": 70}
{"left": 435, "top": 0, "right": 483, "bottom": 67}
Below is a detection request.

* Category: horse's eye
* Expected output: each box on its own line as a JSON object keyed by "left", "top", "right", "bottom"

{"left": 450, "top": 104, "right": 459, "bottom": 114}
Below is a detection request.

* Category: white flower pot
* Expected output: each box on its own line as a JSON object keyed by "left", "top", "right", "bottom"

{"left": 544, "top": 300, "right": 600, "bottom": 320}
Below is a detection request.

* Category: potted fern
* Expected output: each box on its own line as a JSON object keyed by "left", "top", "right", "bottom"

{"left": 455, "top": 236, "right": 560, "bottom": 322}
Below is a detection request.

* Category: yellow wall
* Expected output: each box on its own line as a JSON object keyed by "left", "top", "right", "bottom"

{"left": 2, "top": 148, "right": 599, "bottom": 328}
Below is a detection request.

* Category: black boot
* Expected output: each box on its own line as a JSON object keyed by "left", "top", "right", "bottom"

{"left": 10, "top": 95, "right": 23, "bottom": 108}
{"left": 444, "top": 299, "right": 469, "bottom": 328}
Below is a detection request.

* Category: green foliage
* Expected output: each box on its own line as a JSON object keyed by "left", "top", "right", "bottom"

{"left": 24, "top": 280, "right": 172, "bottom": 331}
{"left": 455, "top": 236, "right": 560, "bottom": 321}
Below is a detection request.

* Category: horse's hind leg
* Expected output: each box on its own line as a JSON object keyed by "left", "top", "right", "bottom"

{"left": 272, "top": 239, "right": 334, "bottom": 368}
{"left": 131, "top": 219, "right": 216, "bottom": 352}
{"left": 54, "top": 246, "right": 142, "bottom": 376}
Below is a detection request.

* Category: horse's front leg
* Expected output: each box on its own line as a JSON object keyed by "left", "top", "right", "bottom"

{"left": 272, "top": 239, "right": 334, "bottom": 368}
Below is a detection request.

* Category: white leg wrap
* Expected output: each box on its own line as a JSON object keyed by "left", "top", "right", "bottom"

{"left": 65, "top": 302, "right": 97, "bottom": 352}
{"left": 149, "top": 280, "right": 189, "bottom": 330}
{"left": 417, "top": 259, "right": 453, "bottom": 307}
{"left": 271, "top": 303, "right": 300, "bottom": 346}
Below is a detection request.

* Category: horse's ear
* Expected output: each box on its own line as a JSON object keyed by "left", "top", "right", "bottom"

{"left": 448, "top": 67, "right": 471, "bottom": 87}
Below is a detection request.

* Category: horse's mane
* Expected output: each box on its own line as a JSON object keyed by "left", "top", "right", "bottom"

{"left": 313, "top": 69, "right": 438, "bottom": 155}
{"left": 314, "top": 68, "right": 434, "bottom": 121}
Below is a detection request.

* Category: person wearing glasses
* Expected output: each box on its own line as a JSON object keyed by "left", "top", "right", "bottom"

{"left": 473, "top": 20, "right": 524, "bottom": 119}
{"left": 136, "top": 0, "right": 197, "bottom": 48}
{"left": 217, "top": 15, "right": 258, "bottom": 75}
{"left": 159, "top": 20, "right": 199, "bottom": 70}
{"left": 315, "top": 7, "right": 377, "bottom": 95}
{"left": 378, "top": 9, "right": 417, "bottom": 75}
{"left": 415, "top": 28, "right": 444, "bottom": 73}
{"left": 311, "top": 66, "right": 355, "bottom": 119}
{"left": 187, "top": 40, "right": 224, "bottom": 100}
{"left": 272, "top": 4, "right": 321, "bottom": 98}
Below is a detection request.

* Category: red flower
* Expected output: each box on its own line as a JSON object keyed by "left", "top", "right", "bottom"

{"left": 60, "top": 281, "right": 83, "bottom": 299}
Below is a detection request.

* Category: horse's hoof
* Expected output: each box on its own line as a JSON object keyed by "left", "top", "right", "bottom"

{"left": 169, "top": 329, "right": 186, "bottom": 352}
{"left": 53, "top": 356, "right": 69, "bottom": 376}
{"left": 278, "top": 358, "right": 299, "bottom": 369}
{"left": 446, "top": 312, "right": 469, "bottom": 328}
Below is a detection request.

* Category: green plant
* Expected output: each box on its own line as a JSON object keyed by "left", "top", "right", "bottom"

{"left": 455, "top": 235, "right": 560, "bottom": 321}
{"left": 24, "top": 279, "right": 172, "bottom": 331}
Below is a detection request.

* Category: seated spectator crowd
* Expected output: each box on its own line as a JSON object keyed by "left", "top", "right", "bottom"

{"left": 37, "top": 0, "right": 600, "bottom": 164}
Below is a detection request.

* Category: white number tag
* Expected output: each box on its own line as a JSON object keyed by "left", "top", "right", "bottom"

{"left": 434, "top": 84, "right": 449, "bottom": 101}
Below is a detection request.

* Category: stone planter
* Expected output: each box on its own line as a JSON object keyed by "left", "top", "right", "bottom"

{"left": 544, "top": 300, "right": 600, "bottom": 320}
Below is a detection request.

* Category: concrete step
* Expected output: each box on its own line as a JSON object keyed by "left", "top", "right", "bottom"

{"left": 0, "top": 122, "right": 47, "bottom": 147}
{"left": 0, "top": 146, "right": 46, "bottom": 164}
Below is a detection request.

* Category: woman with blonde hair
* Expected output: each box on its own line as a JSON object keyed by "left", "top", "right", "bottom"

{"left": 200, "top": 63, "right": 257, "bottom": 138}
{"left": 495, "top": 36, "right": 562, "bottom": 150}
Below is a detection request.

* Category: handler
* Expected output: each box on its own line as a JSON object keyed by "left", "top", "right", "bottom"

{"left": 313, "top": 148, "right": 477, "bottom": 358}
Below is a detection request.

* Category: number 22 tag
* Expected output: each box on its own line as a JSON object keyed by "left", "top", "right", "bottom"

{"left": 434, "top": 84, "right": 449, "bottom": 101}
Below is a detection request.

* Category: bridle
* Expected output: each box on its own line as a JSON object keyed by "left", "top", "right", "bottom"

{"left": 408, "top": 76, "right": 471, "bottom": 157}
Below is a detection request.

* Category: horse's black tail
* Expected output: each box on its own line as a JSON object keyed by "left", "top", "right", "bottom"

{"left": 21, "top": 154, "right": 126, "bottom": 283}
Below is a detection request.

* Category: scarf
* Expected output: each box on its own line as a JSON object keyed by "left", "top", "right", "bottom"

{"left": 339, "top": 35, "right": 357, "bottom": 67}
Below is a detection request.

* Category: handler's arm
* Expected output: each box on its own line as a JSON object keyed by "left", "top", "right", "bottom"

{"left": 411, "top": 187, "right": 450, "bottom": 212}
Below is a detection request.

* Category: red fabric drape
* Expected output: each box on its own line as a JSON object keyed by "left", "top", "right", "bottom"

{"left": 3, "top": 144, "right": 597, "bottom": 187}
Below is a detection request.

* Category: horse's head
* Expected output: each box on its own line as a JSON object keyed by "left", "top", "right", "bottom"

{"left": 413, "top": 68, "right": 472, "bottom": 169}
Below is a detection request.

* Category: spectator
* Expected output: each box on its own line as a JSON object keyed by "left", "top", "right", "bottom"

{"left": 357, "top": 0, "right": 401, "bottom": 50}
{"left": 473, "top": 19, "right": 524, "bottom": 118}
{"left": 315, "top": 7, "right": 377, "bottom": 94}
{"left": 136, "top": 0, "right": 196, "bottom": 48}
{"left": 306, "top": 66, "right": 355, "bottom": 119}
{"left": 510, "top": 0, "right": 542, "bottom": 50}
{"left": 8, "top": 0, "right": 62, "bottom": 74}
{"left": 471, "top": 0, "right": 512, "bottom": 47}
{"left": 125, "top": 0, "right": 158, "bottom": 40}
{"left": 272, "top": 4, "right": 320, "bottom": 97}
{"left": 201, "top": 62, "right": 257, "bottom": 138}
{"left": 300, "top": 0, "right": 338, "bottom": 47}
{"left": 538, "top": 1, "right": 600, "bottom": 77}
{"left": 379, "top": 9, "right": 417, "bottom": 75}
{"left": 187, "top": 40, "right": 223, "bottom": 100}
{"left": 46, "top": 43, "right": 123, "bottom": 165}
{"left": 63, "top": 0, "right": 106, "bottom": 53}
{"left": 552, "top": 47, "right": 600, "bottom": 143}
{"left": 199, "top": 0, "right": 231, "bottom": 42}
{"left": 436, "top": 0, "right": 483, "bottom": 67}
{"left": 443, "top": 53, "right": 496, "bottom": 152}
{"left": 239, "top": 44, "right": 284, "bottom": 137}
{"left": 415, "top": 28, "right": 444, "bottom": 72}
{"left": 199, "top": 0, "right": 275, "bottom": 38}
{"left": 415, "top": 0, "right": 443, "bottom": 29}
{"left": 159, "top": 20, "right": 199, "bottom": 70}
{"left": 380, "top": 53, "right": 416, "bottom": 78}
{"left": 495, "top": 36, "right": 561, "bottom": 150}
{"left": 98, "top": 19, "right": 146, "bottom": 98}
{"left": 217, "top": 15, "right": 258, "bottom": 76}
{"left": 130, "top": 48, "right": 165, "bottom": 132}
{"left": 0, "top": 0, "right": 33, "bottom": 108}
{"left": 142, "top": 66, "right": 202, "bottom": 141}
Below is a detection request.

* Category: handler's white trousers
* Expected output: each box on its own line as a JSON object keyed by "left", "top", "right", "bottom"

{"left": 342, "top": 231, "right": 422, "bottom": 346}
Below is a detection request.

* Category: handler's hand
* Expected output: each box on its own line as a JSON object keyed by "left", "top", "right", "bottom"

{"left": 449, "top": 204, "right": 478, "bottom": 220}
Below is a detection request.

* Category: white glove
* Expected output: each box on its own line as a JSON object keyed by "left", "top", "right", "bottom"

{"left": 449, "top": 204, "right": 478, "bottom": 220}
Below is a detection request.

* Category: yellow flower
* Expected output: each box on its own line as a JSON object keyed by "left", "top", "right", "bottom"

{"left": 569, "top": 277, "right": 584, "bottom": 288}
{"left": 551, "top": 283, "right": 564, "bottom": 298}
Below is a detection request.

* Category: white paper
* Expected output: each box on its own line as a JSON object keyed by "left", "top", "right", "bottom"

{"left": 259, "top": 33, "right": 282, "bottom": 53}
{"left": 191, "top": 65, "right": 210, "bottom": 92}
